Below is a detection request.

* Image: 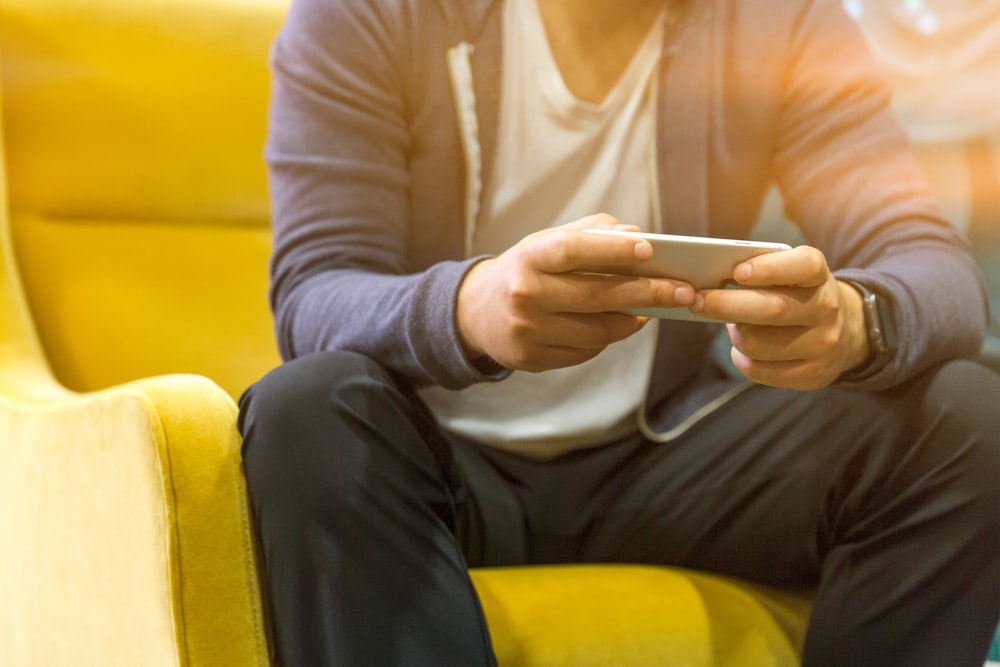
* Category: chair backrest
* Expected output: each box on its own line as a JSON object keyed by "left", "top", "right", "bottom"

{"left": 0, "top": 0, "right": 287, "bottom": 398}
{"left": 0, "top": 69, "right": 65, "bottom": 401}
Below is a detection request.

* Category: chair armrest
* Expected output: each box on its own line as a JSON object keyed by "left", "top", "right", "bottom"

{"left": 0, "top": 373, "right": 268, "bottom": 667}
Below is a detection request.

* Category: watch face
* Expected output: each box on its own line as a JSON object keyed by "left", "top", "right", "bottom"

{"left": 870, "top": 292, "right": 898, "bottom": 354}
{"left": 863, "top": 293, "right": 888, "bottom": 353}
{"left": 844, "top": 281, "right": 897, "bottom": 381}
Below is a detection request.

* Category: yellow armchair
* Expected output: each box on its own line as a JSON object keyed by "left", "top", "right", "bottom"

{"left": 0, "top": 0, "right": 810, "bottom": 665}
{"left": 0, "top": 105, "right": 269, "bottom": 667}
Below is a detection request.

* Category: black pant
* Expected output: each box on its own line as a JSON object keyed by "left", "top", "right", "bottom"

{"left": 238, "top": 350, "right": 1000, "bottom": 667}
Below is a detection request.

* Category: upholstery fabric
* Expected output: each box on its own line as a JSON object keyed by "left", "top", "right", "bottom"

{"left": 0, "top": 391, "right": 180, "bottom": 666}
{"left": 472, "top": 565, "right": 809, "bottom": 666}
{"left": 0, "top": 375, "right": 271, "bottom": 666}
{"left": 0, "top": 0, "right": 283, "bottom": 399}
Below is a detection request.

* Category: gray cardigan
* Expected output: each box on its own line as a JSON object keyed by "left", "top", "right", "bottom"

{"left": 265, "top": 0, "right": 988, "bottom": 433}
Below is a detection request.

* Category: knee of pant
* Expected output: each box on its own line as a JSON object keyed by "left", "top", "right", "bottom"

{"left": 920, "top": 360, "right": 1000, "bottom": 438}
{"left": 238, "top": 350, "right": 404, "bottom": 508}
{"left": 239, "top": 349, "right": 394, "bottom": 439}
{"left": 918, "top": 360, "right": 1000, "bottom": 524}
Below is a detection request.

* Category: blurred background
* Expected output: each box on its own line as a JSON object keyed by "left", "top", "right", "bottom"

{"left": 756, "top": 0, "right": 1000, "bottom": 375}
{"left": 854, "top": 0, "right": 1000, "bottom": 372}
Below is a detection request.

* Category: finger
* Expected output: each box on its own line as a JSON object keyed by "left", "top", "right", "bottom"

{"left": 524, "top": 227, "right": 653, "bottom": 274}
{"left": 729, "top": 346, "right": 838, "bottom": 390}
{"left": 559, "top": 213, "right": 644, "bottom": 235}
{"left": 561, "top": 213, "right": 627, "bottom": 231}
{"left": 727, "top": 322, "right": 813, "bottom": 362}
{"left": 732, "top": 245, "right": 828, "bottom": 289}
{"left": 518, "top": 345, "right": 605, "bottom": 373}
{"left": 729, "top": 345, "right": 807, "bottom": 389}
{"left": 539, "top": 271, "right": 697, "bottom": 314}
{"left": 693, "top": 285, "right": 814, "bottom": 325}
{"left": 500, "top": 312, "right": 649, "bottom": 372}
{"left": 535, "top": 311, "right": 650, "bottom": 349}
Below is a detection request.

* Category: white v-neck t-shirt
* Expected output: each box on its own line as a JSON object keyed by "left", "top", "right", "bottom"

{"left": 419, "top": 0, "right": 665, "bottom": 458}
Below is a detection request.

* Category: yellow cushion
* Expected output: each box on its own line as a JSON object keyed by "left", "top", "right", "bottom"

{"left": 11, "top": 213, "right": 279, "bottom": 399}
{"left": 0, "top": 0, "right": 283, "bottom": 223}
{"left": 473, "top": 565, "right": 809, "bottom": 666}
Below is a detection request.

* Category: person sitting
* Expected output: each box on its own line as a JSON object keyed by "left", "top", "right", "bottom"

{"left": 238, "top": 0, "right": 1000, "bottom": 665}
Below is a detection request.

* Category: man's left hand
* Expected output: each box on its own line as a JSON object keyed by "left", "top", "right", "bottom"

{"left": 690, "top": 245, "right": 871, "bottom": 390}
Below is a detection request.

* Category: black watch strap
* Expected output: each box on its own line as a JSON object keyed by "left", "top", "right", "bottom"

{"left": 840, "top": 280, "right": 898, "bottom": 381}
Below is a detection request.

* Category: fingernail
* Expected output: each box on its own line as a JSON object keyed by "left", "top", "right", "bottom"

{"left": 675, "top": 286, "right": 694, "bottom": 305}
{"left": 634, "top": 241, "right": 652, "bottom": 260}
{"left": 734, "top": 263, "right": 752, "bottom": 282}
{"left": 691, "top": 294, "right": 704, "bottom": 312}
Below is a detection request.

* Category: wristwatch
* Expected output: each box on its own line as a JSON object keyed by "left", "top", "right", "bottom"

{"left": 841, "top": 280, "right": 898, "bottom": 380}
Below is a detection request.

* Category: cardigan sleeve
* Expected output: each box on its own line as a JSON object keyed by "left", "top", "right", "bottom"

{"left": 264, "top": 0, "right": 505, "bottom": 389}
{"left": 771, "top": 0, "right": 989, "bottom": 390}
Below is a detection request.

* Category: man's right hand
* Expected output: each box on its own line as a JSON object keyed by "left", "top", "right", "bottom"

{"left": 456, "top": 214, "right": 697, "bottom": 372}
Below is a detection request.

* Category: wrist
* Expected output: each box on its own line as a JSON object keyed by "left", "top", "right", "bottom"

{"left": 456, "top": 258, "right": 492, "bottom": 365}
{"left": 839, "top": 280, "right": 871, "bottom": 373}
{"left": 839, "top": 280, "right": 898, "bottom": 381}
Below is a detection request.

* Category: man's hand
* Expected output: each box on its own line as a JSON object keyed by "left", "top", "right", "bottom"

{"left": 457, "top": 215, "right": 696, "bottom": 372}
{"left": 690, "top": 245, "right": 870, "bottom": 390}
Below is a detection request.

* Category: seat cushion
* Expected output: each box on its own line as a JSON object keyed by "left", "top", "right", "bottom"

{"left": 472, "top": 564, "right": 810, "bottom": 666}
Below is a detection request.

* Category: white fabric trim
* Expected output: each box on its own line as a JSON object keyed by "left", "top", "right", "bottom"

{"left": 446, "top": 41, "right": 482, "bottom": 258}
{"left": 637, "top": 381, "right": 756, "bottom": 443}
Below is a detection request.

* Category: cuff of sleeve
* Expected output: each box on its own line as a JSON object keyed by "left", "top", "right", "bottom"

{"left": 470, "top": 354, "right": 507, "bottom": 375}
{"left": 412, "top": 257, "right": 512, "bottom": 389}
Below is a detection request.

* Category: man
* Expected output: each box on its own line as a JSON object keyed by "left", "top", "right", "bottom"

{"left": 238, "top": 0, "right": 1000, "bottom": 665}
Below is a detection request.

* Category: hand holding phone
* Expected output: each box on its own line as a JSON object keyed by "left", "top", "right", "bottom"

{"left": 582, "top": 229, "right": 792, "bottom": 321}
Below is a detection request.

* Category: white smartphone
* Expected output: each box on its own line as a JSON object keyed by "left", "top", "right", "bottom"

{"left": 582, "top": 228, "right": 793, "bottom": 321}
